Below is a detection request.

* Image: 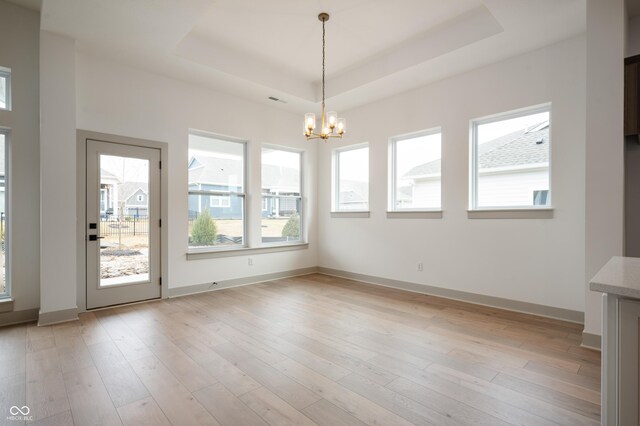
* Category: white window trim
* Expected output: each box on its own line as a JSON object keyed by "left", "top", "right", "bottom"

{"left": 0, "top": 66, "right": 11, "bottom": 111}
{"left": 260, "top": 144, "right": 305, "bottom": 246}
{"left": 469, "top": 103, "right": 553, "bottom": 218}
{"left": 136, "top": 194, "right": 144, "bottom": 202}
{"left": 332, "top": 143, "right": 370, "bottom": 214}
{"left": 388, "top": 127, "right": 442, "bottom": 214}
{"left": 187, "top": 130, "right": 248, "bottom": 252}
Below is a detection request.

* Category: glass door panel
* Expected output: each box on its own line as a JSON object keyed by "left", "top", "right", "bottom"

{"left": 99, "top": 155, "right": 150, "bottom": 287}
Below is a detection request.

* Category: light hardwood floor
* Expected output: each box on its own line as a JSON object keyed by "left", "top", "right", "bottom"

{"left": 0, "top": 274, "right": 600, "bottom": 425}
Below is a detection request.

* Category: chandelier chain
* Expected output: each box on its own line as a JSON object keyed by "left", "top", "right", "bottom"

{"left": 322, "top": 18, "right": 326, "bottom": 111}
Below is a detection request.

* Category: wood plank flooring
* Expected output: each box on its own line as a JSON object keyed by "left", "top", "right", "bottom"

{"left": 0, "top": 273, "right": 600, "bottom": 425}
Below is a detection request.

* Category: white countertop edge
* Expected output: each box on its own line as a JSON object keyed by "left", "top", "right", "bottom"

{"left": 589, "top": 256, "right": 640, "bottom": 299}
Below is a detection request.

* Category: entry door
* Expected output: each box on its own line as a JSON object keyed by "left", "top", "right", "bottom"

{"left": 86, "top": 140, "right": 161, "bottom": 309}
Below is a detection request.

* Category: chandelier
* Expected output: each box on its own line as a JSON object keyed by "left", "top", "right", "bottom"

{"left": 304, "top": 13, "right": 346, "bottom": 141}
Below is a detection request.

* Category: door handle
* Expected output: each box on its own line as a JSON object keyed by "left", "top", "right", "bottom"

{"left": 88, "top": 235, "right": 105, "bottom": 241}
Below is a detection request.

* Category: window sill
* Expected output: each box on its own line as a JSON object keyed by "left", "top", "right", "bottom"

{"left": 330, "top": 211, "right": 370, "bottom": 218}
{"left": 387, "top": 210, "right": 443, "bottom": 219}
{"left": 0, "top": 298, "right": 14, "bottom": 313}
{"left": 187, "top": 242, "right": 308, "bottom": 260}
{"left": 467, "top": 208, "right": 554, "bottom": 219}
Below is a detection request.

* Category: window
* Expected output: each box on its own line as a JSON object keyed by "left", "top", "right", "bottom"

{"left": 261, "top": 147, "right": 302, "bottom": 244}
{"left": 333, "top": 144, "right": 369, "bottom": 212}
{"left": 136, "top": 194, "right": 144, "bottom": 202}
{"left": 0, "top": 132, "right": 7, "bottom": 298}
{"left": 188, "top": 131, "right": 246, "bottom": 249}
{"left": 390, "top": 129, "right": 441, "bottom": 211}
{"left": 0, "top": 67, "right": 10, "bottom": 110}
{"left": 533, "top": 190, "right": 549, "bottom": 206}
{"left": 209, "top": 195, "right": 230, "bottom": 208}
{"left": 471, "top": 105, "right": 551, "bottom": 209}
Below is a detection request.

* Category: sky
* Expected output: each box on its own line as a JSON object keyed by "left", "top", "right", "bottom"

{"left": 101, "top": 155, "right": 149, "bottom": 183}
{"left": 478, "top": 111, "right": 549, "bottom": 144}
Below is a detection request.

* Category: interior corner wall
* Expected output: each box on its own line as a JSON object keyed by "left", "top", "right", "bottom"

{"left": 74, "top": 51, "right": 318, "bottom": 293}
{"left": 0, "top": 1, "right": 40, "bottom": 315}
{"left": 627, "top": 15, "right": 640, "bottom": 57}
{"left": 40, "top": 31, "right": 77, "bottom": 315}
{"left": 317, "top": 35, "right": 587, "bottom": 315}
{"left": 584, "top": 0, "right": 625, "bottom": 337}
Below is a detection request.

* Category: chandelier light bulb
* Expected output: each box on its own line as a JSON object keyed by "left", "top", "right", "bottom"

{"left": 305, "top": 113, "right": 316, "bottom": 131}
{"left": 337, "top": 118, "right": 346, "bottom": 135}
{"left": 327, "top": 111, "right": 338, "bottom": 129}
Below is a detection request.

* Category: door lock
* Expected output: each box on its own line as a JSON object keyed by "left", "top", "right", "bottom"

{"left": 88, "top": 235, "right": 105, "bottom": 241}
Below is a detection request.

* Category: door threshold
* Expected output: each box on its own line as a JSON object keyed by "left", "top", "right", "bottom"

{"left": 87, "top": 296, "right": 162, "bottom": 311}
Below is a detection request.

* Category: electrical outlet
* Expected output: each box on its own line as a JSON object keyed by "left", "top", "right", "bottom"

{"left": 417, "top": 262, "right": 423, "bottom": 272}
{"left": 248, "top": 258, "right": 253, "bottom": 266}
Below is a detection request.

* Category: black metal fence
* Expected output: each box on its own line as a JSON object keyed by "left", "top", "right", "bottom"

{"left": 100, "top": 217, "right": 149, "bottom": 236}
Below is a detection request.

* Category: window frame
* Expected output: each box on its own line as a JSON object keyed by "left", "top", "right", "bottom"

{"left": 332, "top": 143, "right": 370, "bottom": 214}
{"left": 187, "top": 130, "right": 248, "bottom": 253}
{"left": 0, "top": 129, "right": 10, "bottom": 301}
{"left": 0, "top": 67, "right": 11, "bottom": 111}
{"left": 469, "top": 103, "right": 552, "bottom": 212}
{"left": 388, "top": 127, "right": 442, "bottom": 213}
{"left": 260, "top": 144, "right": 304, "bottom": 246}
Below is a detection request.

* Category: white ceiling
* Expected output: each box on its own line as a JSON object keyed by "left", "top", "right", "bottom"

{"left": 32, "top": 0, "right": 585, "bottom": 113}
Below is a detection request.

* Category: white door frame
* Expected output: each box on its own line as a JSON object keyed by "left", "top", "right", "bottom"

{"left": 76, "top": 130, "right": 169, "bottom": 312}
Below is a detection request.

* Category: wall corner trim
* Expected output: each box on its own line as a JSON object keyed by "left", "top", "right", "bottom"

{"left": 581, "top": 331, "right": 602, "bottom": 351}
{"left": 38, "top": 307, "right": 79, "bottom": 326}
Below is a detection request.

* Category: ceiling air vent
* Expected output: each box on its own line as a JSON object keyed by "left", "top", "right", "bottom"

{"left": 268, "top": 96, "right": 288, "bottom": 104}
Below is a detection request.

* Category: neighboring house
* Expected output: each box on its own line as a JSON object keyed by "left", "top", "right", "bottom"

{"left": 188, "top": 155, "right": 301, "bottom": 219}
{"left": 338, "top": 180, "right": 368, "bottom": 210}
{"left": 99, "top": 170, "right": 150, "bottom": 218}
{"left": 99, "top": 168, "right": 119, "bottom": 219}
{"left": 188, "top": 155, "right": 245, "bottom": 220}
{"left": 405, "top": 121, "right": 550, "bottom": 207}
{"left": 262, "top": 163, "right": 300, "bottom": 218}
{"left": 118, "top": 182, "right": 149, "bottom": 217}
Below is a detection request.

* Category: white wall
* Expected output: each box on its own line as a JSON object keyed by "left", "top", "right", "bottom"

{"left": 40, "top": 31, "right": 77, "bottom": 315}
{"left": 0, "top": 1, "right": 40, "bottom": 314}
{"left": 318, "top": 36, "right": 587, "bottom": 313}
{"left": 75, "top": 51, "right": 318, "bottom": 291}
{"left": 584, "top": 0, "right": 626, "bottom": 336}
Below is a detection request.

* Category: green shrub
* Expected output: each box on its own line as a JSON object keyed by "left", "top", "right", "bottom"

{"left": 191, "top": 210, "right": 217, "bottom": 245}
{"left": 281, "top": 213, "right": 300, "bottom": 239}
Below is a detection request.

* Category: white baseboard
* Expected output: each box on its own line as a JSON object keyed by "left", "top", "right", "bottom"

{"left": 317, "top": 266, "right": 585, "bottom": 324}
